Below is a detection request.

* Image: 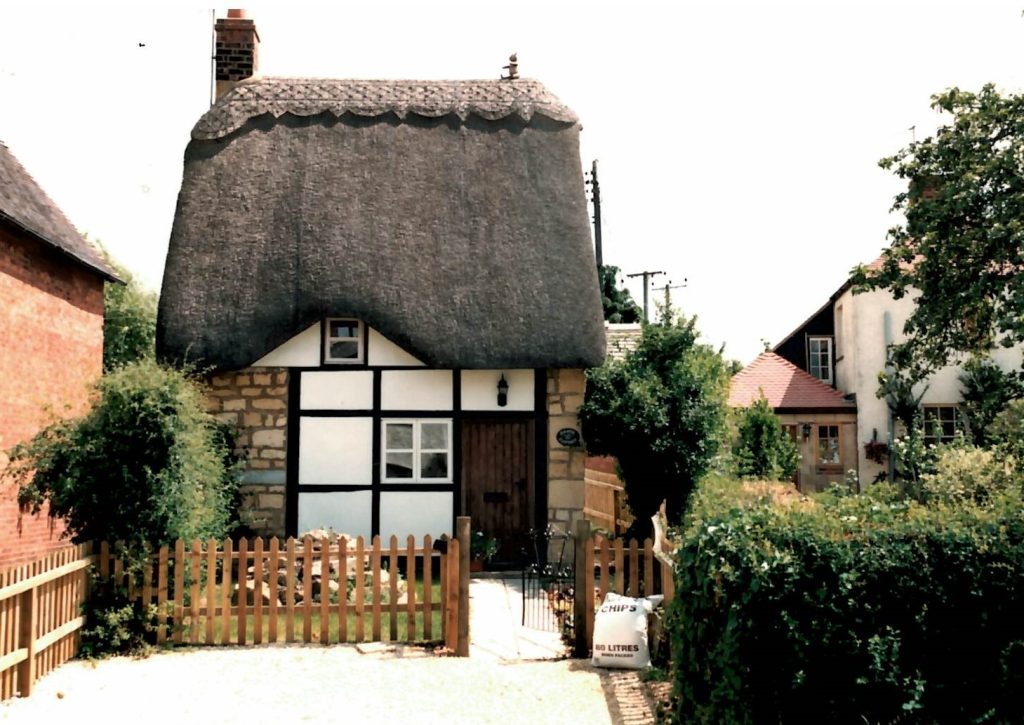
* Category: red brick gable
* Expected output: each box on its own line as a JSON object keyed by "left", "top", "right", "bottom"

{"left": 728, "top": 352, "right": 855, "bottom": 412}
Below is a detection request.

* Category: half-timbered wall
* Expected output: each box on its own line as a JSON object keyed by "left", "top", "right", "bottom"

{"left": 220, "top": 321, "right": 579, "bottom": 543}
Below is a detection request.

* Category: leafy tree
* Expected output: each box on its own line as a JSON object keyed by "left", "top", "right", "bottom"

{"left": 989, "top": 398, "right": 1024, "bottom": 461}
{"left": 877, "top": 361, "right": 928, "bottom": 433}
{"left": 579, "top": 311, "right": 729, "bottom": 534}
{"left": 853, "top": 85, "right": 1024, "bottom": 377}
{"left": 9, "top": 360, "right": 238, "bottom": 549}
{"left": 732, "top": 395, "right": 799, "bottom": 481}
{"left": 599, "top": 264, "right": 642, "bottom": 323}
{"left": 958, "top": 357, "right": 1023, "bottom": 445}
{"left": 102, "top": 251, "right": 157, "bottom": 372}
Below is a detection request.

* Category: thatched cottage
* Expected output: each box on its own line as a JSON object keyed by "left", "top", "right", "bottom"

{"left": 157, "top": 12, "right": 604, "bottom": 556}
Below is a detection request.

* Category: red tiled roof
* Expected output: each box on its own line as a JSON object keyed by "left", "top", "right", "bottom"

{"left": 728, "top": 352, "right": 855, "bottom": 411}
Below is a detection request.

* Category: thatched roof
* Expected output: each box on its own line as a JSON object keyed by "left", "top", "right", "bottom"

{"left": 158, "top": 77, "right": 604, "bottom": 371}
{"left": 0, "top": 140, "right": 119, "bottom": 281}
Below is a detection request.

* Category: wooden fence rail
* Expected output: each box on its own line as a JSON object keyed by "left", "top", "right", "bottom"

{"left": 583, "top": 467, "right": 631, "bottom": 535}
{"left": 95, "top": 534, "right": 466, "bottom": 653}
{"left": 0, "top": 544, "right": 92, "bottom": 700}
{"left": 573, "top": 520, "right": 675, "bottom": 657}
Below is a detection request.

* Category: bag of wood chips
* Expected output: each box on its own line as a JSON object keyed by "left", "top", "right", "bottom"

{"left": 591, "top": 592, "right": 662, "bottom": 669}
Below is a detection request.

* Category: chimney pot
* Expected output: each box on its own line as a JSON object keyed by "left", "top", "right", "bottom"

{"left": 227, "top": 9, "right": 248, "bottom": 19}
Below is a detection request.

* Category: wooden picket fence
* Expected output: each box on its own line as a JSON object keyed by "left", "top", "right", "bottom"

{"left": 0, "top": 544, "right": 93, "bottom": 700}
{"left": 571, "top": 520, "right": 676, "bottom": 656}
{"left": 94, "top": 533, "right": 467, "bottom": 653}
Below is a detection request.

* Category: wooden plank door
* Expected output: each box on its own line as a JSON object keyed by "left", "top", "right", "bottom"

{"left": 461, "top": 419, "right": 535, "bottom": 562}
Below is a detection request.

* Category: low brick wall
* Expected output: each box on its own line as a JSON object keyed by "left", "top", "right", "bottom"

{"left": 207, "top": 368, "right": 288, "bottom": 536}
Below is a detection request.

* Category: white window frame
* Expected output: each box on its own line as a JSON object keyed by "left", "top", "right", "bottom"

{"left": 324, "top": 318, "right": 364, "bottom": 364}
{"left": 808, "top": 336, "right": 834, "bottom": 385}
{"left": 381, "top": 419, "right": 453, "bottom": 484}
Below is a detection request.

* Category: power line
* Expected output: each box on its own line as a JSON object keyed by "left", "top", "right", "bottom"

{"left": 626, "top": 270, "right": 664, "bottom": 322}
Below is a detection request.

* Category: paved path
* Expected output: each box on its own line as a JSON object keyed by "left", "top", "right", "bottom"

{"left": 469, "top": 573, "right": 565, "bottom": 661}
{"left": 468, "top": 573, "right": 656, "bottom": 723}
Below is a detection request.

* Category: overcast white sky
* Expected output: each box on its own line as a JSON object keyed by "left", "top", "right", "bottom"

{"left": 1, "top": 1, "right": 1022, "bottom": 364}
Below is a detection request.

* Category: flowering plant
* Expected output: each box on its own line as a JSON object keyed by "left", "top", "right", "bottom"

{"left": 470, "top": 531, "right": 499, "bottom": 561}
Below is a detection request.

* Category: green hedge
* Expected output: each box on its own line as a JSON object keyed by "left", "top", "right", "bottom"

{"left": 669, "top": 479, "right": 1024, "bottom": 724}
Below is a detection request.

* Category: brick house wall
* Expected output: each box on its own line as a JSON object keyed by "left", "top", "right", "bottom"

{"left": 0, "top": 224, "right": 105, "bottom": 567}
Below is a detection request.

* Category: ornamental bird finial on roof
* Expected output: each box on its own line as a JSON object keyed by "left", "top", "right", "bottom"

{"left": 502, "top": 53, "right": 519, "bottom": 80}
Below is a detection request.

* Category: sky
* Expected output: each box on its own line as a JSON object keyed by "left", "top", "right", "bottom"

{"left": 1, "top": 1, "right": 1022, "bottom": 364}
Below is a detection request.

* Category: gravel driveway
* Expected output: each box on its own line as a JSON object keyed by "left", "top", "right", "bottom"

{"left": 0, "top": 645, "right": 620, "bottom": 725}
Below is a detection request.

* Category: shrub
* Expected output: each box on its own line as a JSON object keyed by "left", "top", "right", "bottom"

{"left": 8, "top": 361, "right": 240, "bottom": 656}
{"left": 579, "top": 312, "right": 729, "bottom": 536}
{"left": 920, "top": 446, "right": 1021, "bottom": 507}
{"left": 990, "top": 398, "right": 1024, "bottom": 461}
{"left": 959, "top": 357, "right": 1023, "bottom": 446}
{"left": 78, "top": 566, "right": 158, "bottom": 658}
{"left": 668, "top": 477, "right": 1024, "bottom": 724}
{"left": 731, "top": 396, "right": 798, "bottom": 481}
{"left": 11, "top": 360, "right": 239, "bottom": 548}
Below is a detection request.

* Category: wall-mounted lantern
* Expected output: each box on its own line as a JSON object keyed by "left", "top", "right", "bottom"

{"left": 497, "top": 374, "right": 509, "bottom": 407}
{"left": 801, "top": 422, "right": 812, "bottom": 442}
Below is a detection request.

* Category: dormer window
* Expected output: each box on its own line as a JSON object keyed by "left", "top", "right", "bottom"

{"left": 324, "top": 318, "right": 363, "bottom": 364}
{"left": 808, "top": 336, "right": 833, "bottom": 385}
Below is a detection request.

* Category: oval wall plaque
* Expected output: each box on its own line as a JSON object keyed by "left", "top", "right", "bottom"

{"left": 556, "top": 428, "right": 581, "bottom": 447}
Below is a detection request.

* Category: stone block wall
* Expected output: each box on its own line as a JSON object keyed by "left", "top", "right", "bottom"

{"left": 546, "top": 368, "right": 587, "bottom": 535}
{"left": 206, "top": 368, "right": 288, "bottom": 536}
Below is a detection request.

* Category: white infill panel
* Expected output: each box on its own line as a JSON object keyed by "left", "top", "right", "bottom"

{"left": 367, "top": 328, "right": 425, "bottom": 366}
{"left": 379, "top": 492, "right": 453, "bottom": 539}
{"left": 297, "top": 491, "right": 372, "bottom": 540}
{"left": 298, "top": 417, "right": 372, "bottom": 484}
{"left": 461, "top": 369, "right": 534, "bottom": 411}
{"left": 300, "top": 370, "right": 373, "bottom": 410}
{"left": 253, "top": 323, "right": 320, "bottom": 367}
{"left": 380, "top": 370, "right": 453, "bottom": 410}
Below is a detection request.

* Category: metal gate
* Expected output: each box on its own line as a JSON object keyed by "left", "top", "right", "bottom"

{"left": 520, "top": 527, "right": 575, "bottom": 641}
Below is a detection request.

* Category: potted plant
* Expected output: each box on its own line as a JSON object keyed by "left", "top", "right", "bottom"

{"left": 470, "top": 531, "right": 499, "bottom": 572}
{"left": 864, "top": 439, "right": 890, "bottom": 465}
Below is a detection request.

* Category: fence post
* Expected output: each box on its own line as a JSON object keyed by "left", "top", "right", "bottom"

{"left": 444, "top": 538, "right": 459, "bottom": 652}
{"left": 574, "top": 518, "right": 593, "bottom": 658}
{"left": 17, "top": 587, "right": 37, "bottom": 697}
{"left": 456, "top": 516, "right": 471, "bottom": 657}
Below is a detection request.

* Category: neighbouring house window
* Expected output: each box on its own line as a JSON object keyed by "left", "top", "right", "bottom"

{"left": 382, "top": 420, "right": 452, "bottom": 483}
{"left": 325, "top": 318, "right": 363, "bottom": 363}
{"left": 808, "top": 337, "right": 833, "bottom": 385}
{"left": 923, "top": 405, "right": 961, "bottom": 445}
{"left": 817, "top": 425, "right": 840, "bottom": 467}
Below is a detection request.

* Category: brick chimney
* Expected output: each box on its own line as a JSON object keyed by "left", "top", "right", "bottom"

{"left": 214, "top": 9, "right": 259, "bottom": 100}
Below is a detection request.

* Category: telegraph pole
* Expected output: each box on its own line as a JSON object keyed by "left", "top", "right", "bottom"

{"left": 585, "top": 160, "right": 603, "bottom": 269}
{"left": 653, "top": 279, "right": 687, "bottom": 321}
{"left": 626, "top": 270, "right": 665, "bottom": 322}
